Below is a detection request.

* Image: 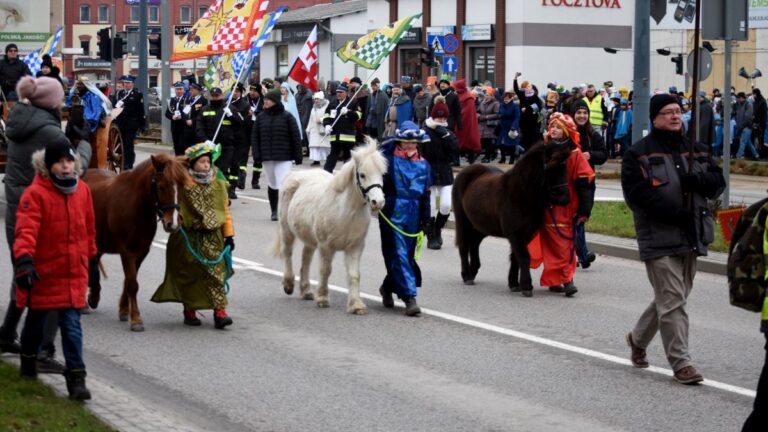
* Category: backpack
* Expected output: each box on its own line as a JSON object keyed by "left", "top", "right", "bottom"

{"left": 727, "top": 197, "right": 768, "bottom": 312}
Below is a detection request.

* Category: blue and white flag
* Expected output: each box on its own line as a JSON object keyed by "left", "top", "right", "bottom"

{"left": 23, "top": 27, "right": 64, "bottom": 75}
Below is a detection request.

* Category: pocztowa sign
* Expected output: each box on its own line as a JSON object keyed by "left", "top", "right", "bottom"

{"left": 541, "top": 0, "right": 621, "bottom": 7}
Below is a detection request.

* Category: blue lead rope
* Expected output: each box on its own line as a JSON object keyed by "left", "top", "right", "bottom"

{"left": 177, "top": 226, "right": 234, "bottom": 294}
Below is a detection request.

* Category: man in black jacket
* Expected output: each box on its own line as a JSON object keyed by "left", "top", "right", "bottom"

{"left": 251, "top": 89, "right": 302, "bottom": 220}
{"left": 196, "top": 87, "right": 243, "bottom": 199}
{"left": 752, "top": 88, "right": 768, "bottom": 159}
{"left": 113, "top": 75, "right": 146, "bottom": 169}
{"left": 621, "top": 94, "right": 725, "bottom": 385}
{"left": 323, "top": 83, "right": 360, "bottom": 172}
{"left": 230, "top": 83, "right": 252, "bottom": 190}
{"left": 165, "top": 82, "right": 190, "bottom": 156}
{"left": 247, "top": 83, "right": 264, "bottom": 189}
{"left": 182, "top": 83, "right": 207, "bottom": 149}
{"left": 697, "top": 91, "right": 716, "bottom": 152}
{"left": 0, "top": 44, "right": 30, "bottom": 100}
{"left": 428, "top": 79, "right": 462, "bottom": 132}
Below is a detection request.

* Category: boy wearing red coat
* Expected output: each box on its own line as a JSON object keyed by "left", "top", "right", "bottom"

{"left": 13, "top": 138, "right": 96, "bottom": 400}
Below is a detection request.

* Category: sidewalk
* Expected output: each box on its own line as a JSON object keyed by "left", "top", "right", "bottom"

{"left": 135, "top": 142, "right": 729, "bottom": 276}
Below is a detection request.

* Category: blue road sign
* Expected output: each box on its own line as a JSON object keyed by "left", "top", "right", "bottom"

{"left": 444, "top": 34, "right": 460, "bottom": 54}
{"left": 443, "top": 55, "right": 458, "bottom": 73}
{"left": 427, "top": 35, "right": 445, "bottom": 54}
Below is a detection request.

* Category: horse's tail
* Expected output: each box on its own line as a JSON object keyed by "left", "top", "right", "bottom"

{"left": 451, "top": 167, "right": 485, "bottom": 248}
{"left": 268, "top": 174, "right": 302, "bottom": 258}
{"left": 269, "top": 234, "right": 282, "bottom": 258}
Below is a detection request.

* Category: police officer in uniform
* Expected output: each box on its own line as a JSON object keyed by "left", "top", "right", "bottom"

{"left": 322, "top": 83, "right": 361, "bottom": 173}
{"left": 113, "top": 75, "right": 146, "bottom": 169}
{"left": 182, "top": 83, "right": 207, "bottom": 149}
{"left": 230, "top": 83, "right": 251, "bottom": 190}
{"left": 195, "top": 87, "right": 242, "bottom": 199}
{"left": 166, "top": 82, "right": 190, "bottom": 156}
{"left": 247, "top": 83, "right": 264, "bottom": 189}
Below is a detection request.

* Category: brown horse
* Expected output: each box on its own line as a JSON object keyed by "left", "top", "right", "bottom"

{"left": 84, "top": 154, "right": 191, "bottom": 331}
{"left": 452, "top": 141, "right": 573, "bottom": 297}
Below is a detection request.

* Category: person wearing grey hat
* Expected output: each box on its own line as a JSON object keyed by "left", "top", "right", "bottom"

{"left": 113, "top": 73, "right": 146, "bottom": 169}
{"left": 621, "top": 93, "right": 725, "bottom": 386}
{"left": 322, "top": 82, "right": 361, "bottom": 172}
{"left": 0, "top": 43, "right": 32, "bottom": 100}
{"left": 412, "top": 84, "right": 430, "bottom": 127}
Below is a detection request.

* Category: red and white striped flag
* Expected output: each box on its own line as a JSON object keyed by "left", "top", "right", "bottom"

{"left": 288, "top": 25, "right": 319, "bottom": 92}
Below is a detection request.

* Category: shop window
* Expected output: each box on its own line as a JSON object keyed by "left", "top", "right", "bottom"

{"left": 80, "top": 5, "right": 90, "bottom": 23}
{"left": 180, "top": 6, "right": 192, "bottom": 23}
{"left": 399, "top": 48, "right": 422, "bottom": 83}
{"left": 98, "top": 5, "right": 109, "bottom": 23}
{"left": 470, "top": 47, "right": 495, "bottom": 86}
{"left": 277, "top": 45, "right": 289, "bottom": 77}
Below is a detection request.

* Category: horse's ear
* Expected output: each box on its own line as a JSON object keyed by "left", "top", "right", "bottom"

{"left": 150, "top": 154, "right": 162, "bottom": 171}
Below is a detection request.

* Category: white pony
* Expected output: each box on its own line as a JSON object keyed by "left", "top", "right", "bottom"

{"left": 271, "top": 139, "right": 387, "bottom": 314}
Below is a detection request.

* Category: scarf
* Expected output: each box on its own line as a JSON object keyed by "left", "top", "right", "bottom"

{"left": 51, "top": 173, "right": 79, "bottom": 194}
{"left": 189, "top": 168, "right": 214, "bottom": 185}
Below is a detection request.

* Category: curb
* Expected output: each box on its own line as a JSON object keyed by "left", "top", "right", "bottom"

{"left": 443, "top": 220, "right": 727, "bottom": 276}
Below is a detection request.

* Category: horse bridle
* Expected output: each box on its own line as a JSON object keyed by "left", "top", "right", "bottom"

{"left": 151, "top": 168, "right": 180, "bottom": 220}
{"left": 355, "top": 168, "right": 383, "bottom": 204}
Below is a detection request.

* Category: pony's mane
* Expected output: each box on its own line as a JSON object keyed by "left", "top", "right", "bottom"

{"left": 128, "top": 153, "right": 192, "bottom": 186}
{"left": 507, "top": 141, "right": 546, "bottom": 179}
{"left": 329, "top": 139, "right": 387, "bottom": 193}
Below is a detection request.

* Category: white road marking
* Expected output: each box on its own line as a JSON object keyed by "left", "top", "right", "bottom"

{"left": 150, "top": 240, "right": 756, "bottom": 398}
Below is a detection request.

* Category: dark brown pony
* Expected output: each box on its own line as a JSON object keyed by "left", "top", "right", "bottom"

{"left": 452, "top": 141, "right": 573, "bottom": 297}
{"left": 83, "top": 154, "right": 191, "bottom": 331}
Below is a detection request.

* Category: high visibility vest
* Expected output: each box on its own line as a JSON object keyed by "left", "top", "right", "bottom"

{"left": 583, "top": 95, "right": 604, "bottom": 126}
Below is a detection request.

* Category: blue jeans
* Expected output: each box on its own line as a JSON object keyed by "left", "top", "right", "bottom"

{"left": 737, "top": 128, "right": 759, "bottom": 158}
{"left": 575, "top": 220, "right": 589, "bottom": 264}
{"left": 21, "top": 308, "right": 85, "bottom": 372}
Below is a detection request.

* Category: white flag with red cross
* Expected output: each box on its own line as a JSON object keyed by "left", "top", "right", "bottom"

{"left": 288, "top": 25, "right": 319, "bottom": 92}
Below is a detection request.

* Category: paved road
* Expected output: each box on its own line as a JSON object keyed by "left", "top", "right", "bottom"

{"left": 0, "top": 148, "right": 762, "bottom": 431}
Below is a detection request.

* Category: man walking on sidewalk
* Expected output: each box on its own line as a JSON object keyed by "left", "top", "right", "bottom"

{"left": 621, "top": 94, "right": 725, "bottom": 384}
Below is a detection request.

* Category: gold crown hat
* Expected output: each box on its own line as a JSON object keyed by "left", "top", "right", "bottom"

{"left": 185, "top": 142, "right": 215, "bottom": 161}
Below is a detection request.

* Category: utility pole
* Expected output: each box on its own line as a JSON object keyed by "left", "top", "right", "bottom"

{"left": 110, "top": 4, "right": 116, "bottom": 89}
{"left": 139, "top": 0, "right": 149, "bottom": 124}
{"left": 632, "top": 0, "right": 651, "bottom": 144}
{"left": 722, "top": 6, "right": 732, "bottom": 207}
{"left": 161, "top": 0, "right": 171, "bottom": 144}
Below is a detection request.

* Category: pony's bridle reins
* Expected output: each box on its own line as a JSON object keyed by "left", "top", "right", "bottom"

{"left": 151, "top": 168, "right": 180, "bottom": 220}
{"left": 355, "top": 168, "right": 383, "bottom": 204}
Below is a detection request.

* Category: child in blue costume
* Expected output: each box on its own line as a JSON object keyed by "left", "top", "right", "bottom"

{"left": 378, "top": 121, "right": 432, "bottom": 316}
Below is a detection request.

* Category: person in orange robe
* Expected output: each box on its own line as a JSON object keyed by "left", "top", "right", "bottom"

{"left": 528, "top": 112, "right": 595, "bottom": 297}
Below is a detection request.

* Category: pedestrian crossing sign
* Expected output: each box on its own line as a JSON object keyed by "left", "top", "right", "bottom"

{"left": 427, "top": 35, "right": 445, "bottom": 54}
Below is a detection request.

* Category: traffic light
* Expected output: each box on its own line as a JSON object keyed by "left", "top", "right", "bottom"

{"left": 97, "top": 27, "right": 111, "bottom": 62}
{"left": 420, "top": 47, "right": 435, "bottom": 67}
{"left": 148, "top": 35, "right": 161, "bottom": 60}
{"left": 112, "top": 34, "right": 126, "bottom": 59}
{"left": 671, "top": 54, "right": 684, "bottom": 75}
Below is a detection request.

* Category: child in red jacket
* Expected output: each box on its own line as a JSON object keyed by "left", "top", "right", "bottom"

{"left": 13, "top": 138, "right": 97, "bottom": 401}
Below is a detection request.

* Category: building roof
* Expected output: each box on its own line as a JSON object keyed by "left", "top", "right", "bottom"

{"left": 280, "top": 0, "right": 366, "bottom": 25}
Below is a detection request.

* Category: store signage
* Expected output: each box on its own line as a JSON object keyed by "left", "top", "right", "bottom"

{"left": 74, "top": 58, "right": 111, "bottom": 69}
{"left": 541, "top": 0, "right": 622, "bottom": 8}
{"left": 125, "top": 0, "right": 161, "bottom": 4}
{"left": 0, "top": 32, "right": 50, "bottom": 42}
{"left": 426, "top": 26, "right": 455, "bottom": 36}
{"left": 399, "top": 28, "right": 422, "bottom": 44}
{"left": 461, "top": 24, "right": 493, "bottom": 41}
{"left": 174, "top": 26, "right": 192, "bottom": 36}
{"left": 281, "top": 25, "right": 327, "bottom": 43}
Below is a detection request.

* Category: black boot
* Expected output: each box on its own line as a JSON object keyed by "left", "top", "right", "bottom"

{"left": 20, "top": 353, "right": 37, "bottom": 380}
{"left": 403, "top": 297, "right": 421, "bottom": 316}
{"left": 237, "top": 170, "right": 246, "bottom": 190}
{"left": 251, "top": 171, "right": 261, "bottom": 189}
{"left": 268, "top": 187, "right": 279, "bottom": 221}
{"left": 379, "top": 286, "right": 394, "bottom": 309}
{"left": 0, "top": 302, "right": 22, "bottom": 353}
{"left": 434, "top": 213, "right": 449, "bottom": 248}
{"left": 37, "top": 350, "right": 65, "bottom": 374}
{"left": 563, "top": 281, "right": 578, "bottom": 297}
{"left": 425, "top": 217, "right": 439, "bottom": 250}
{"left": 65, "top": 369, "right": 92, "bottom": 401}
{"left": 228, "top": 184, "right": 238, "bottom": 200}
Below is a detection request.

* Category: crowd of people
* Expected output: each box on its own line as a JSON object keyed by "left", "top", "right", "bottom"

{"left": 0, "top": 40, "right": 765, "bottom": 426}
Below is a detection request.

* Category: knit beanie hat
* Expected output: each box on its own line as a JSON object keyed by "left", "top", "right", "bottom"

{"left": 265, "top": 88, "right": 281, "bottom": 104}
{"left": 570, "top": 99, "right": 590, "bottom": 117}
{"left": 431, "top": 96, "right": 450, "bottom": 118}
{"left": 16, "top": 76, "right": 65, "bottom": 110}
{"left": 649, "top": 93, "right": 681, "bottom": 120}
{"left": 45, "top": 136, "right": 77, "bottom": 172}
{"left": 5, "top": 43, "right": 17, "bottom": 54}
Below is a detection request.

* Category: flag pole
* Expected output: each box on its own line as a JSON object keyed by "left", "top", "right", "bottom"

{"left": 211, "top": 52, "right": 255, "bottom": 144}
{"left": 321, "top": 65, "right": 381, "bottom": 146}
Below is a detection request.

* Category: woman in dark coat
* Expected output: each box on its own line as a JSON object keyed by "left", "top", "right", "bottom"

{"left": 497, "top": 91, "right": 522, "bottom": 163}
{"left": 513, "top": 73, "right": 543, "bottom": 151}
{"left": 420, "top": 96, "right": 459, "bottom": 250}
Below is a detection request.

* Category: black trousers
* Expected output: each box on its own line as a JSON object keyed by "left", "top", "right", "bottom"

{"left": 323, "top": 139, "right": 352, "bottom": 173}
{"left": 482, "top": 137, "right": 496, "bottom": 159}
{"left": 171, "top": 122, "right": 187, "bottom": 156}
{"left": 743, "top": 333, "right": 768, "bottom": 431}
{"left": 119, "top": 125, "right": 139, "bottom": 169}
{"left": 215, "top": 145, "right": 237, "bottom": 185}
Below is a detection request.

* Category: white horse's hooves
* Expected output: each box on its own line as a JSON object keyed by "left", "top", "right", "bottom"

{"left": 349, "top": 307, "right": 368, "bottom": 315}
{"left": 316, "top": 300, "right": 330, "bottom": 308}
{"left": 301, "top": 292, "right": 315, "bottom": 300}
{"left": 283, "top": 285, "right": 294, "bottom": 295}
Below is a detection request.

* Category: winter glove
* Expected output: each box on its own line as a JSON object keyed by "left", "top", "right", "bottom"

{"left": 14, "top": 255, "right": 39, "bottom": 291}
{"left": 223, "top": 107, "right": 233, "bottom": 118}
{"left": 224, "top": 236, "right": 235, "bottom": 252}
{"left": 294, "top": 157, "right": 303, "bottom": 165}
{"left": 340, "top": 107, "right": 349, "bottom": 116}
{"left": 508, "top": 129, "right": 519, "bottom": 139}
{"left": 680, "top": 173, "right": 701, "bottom": 192}
{"left": 324, "top": 125, "right": 333, "bottom": 135}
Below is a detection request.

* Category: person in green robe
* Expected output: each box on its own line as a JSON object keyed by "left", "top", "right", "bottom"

{"left": 151, "top": 142, "right": 236, "bottom": 329}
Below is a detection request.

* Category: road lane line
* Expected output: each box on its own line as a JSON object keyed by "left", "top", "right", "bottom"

{"left": 149, "top": 241, "right": 756, "bottom": 398}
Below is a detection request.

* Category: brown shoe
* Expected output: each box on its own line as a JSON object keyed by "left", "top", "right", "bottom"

{"left": 626, "top": 333, "right": 649, "bottom": 368}
{"left": 674, "top": 366, "right": 703, "bottom": 385}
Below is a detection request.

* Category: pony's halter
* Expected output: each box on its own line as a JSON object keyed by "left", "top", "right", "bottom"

{"left": 151, "top": 168, "right": 181, "bottom": 220}
{"left": 355, "top": 167, "right": 383, "bottom": 204}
